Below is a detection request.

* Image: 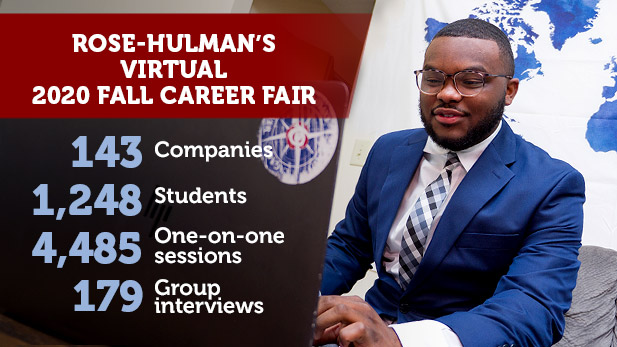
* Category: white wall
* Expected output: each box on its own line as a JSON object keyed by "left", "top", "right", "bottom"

{"left": 328, "top": 0, "right": 427, "bottom": 296}
{"left": 328, "top": 0, "right": 425, "bottom": 235}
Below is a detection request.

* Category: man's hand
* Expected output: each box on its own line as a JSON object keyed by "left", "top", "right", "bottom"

{"left": 313, "top": 295, "right": 402, "bottom": 347}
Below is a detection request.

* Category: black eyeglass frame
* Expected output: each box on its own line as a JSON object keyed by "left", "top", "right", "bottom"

{"left": 413, "top": 68, "right": 513, "bottom": 97}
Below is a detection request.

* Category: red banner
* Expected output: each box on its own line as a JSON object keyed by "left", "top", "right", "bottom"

{"left": 0, "top": 14, "right": 371, "bottom": 118}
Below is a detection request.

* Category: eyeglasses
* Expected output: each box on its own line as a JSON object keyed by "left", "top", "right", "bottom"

{"left": 414, "top": 69, "right": 512, "bottom": 97}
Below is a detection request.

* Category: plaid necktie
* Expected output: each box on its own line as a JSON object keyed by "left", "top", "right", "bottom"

{"left": 398, "top": 152, "right": 460, "bottom": 289}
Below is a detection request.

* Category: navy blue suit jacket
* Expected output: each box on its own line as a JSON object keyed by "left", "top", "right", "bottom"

{"left": 321, "top": 122, "right": 585, "bottom": 347}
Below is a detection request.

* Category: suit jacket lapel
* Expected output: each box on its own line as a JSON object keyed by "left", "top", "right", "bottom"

{"left": 374, "top": 132, "right": 426, "bottom": 271}
{"left": 405, "top": 122, "right": 517, "bottom": 292}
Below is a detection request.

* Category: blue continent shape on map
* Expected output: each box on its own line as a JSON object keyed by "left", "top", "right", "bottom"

{"left": 532, "top": 0, "right": 600, "bottom": 50}
{"left": 424, "top": 18, "right": 447, "bottom": 43}
{"left": 425, "top": 0, "right": 601, "bottom": 81}
{"left": 424, "top": 0, "right": 542, "bottom": 81}
{"left": 587, "top": 57, "right": 617, "bottom": 153}
{"left": 602, "top": 58, "right": 617, "bottom": 99}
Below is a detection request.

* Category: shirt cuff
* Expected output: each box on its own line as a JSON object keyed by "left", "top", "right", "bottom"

{"left": 390, "top": 320, "right": 463, "bottom": 347}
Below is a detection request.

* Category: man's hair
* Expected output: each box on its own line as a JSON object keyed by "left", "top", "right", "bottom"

{"left": 433, "top": 18, "right": 515, "bottom": 76}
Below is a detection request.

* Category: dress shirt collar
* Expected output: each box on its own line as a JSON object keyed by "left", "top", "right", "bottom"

{"left": 423, "top": 120, "right": 503, "bottom": 172}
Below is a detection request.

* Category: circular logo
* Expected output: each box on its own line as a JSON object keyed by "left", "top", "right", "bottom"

{"left": 258, "top": 92, "right": 339, "bottom": 185}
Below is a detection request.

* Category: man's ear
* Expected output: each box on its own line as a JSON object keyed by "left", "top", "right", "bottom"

{"left": 505, "top": 78, "right": 519, "bottom": 105}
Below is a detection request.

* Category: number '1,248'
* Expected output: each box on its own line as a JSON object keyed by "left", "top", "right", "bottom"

{"left": 33, "top": 183, "right": 141, "bottom": 217}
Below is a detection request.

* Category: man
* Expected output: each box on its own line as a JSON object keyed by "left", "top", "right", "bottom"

{"left": 314, "top": 18, "right": 585, "bottom": 347}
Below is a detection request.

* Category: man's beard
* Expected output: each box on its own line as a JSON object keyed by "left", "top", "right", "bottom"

{"left": 420, "top": 97, "right": 505, "bottom": 151}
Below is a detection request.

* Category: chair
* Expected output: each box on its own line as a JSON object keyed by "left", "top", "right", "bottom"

{"left": 553, "top": 245, "right": 617, "bottom": 347}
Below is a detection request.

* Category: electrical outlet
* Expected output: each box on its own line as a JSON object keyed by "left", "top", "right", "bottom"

{"left": 350, "top": 139, "right": 372, "bottom": 166}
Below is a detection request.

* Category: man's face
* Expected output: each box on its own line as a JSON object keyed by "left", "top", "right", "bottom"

{"left": 419, "top": 36, "right": 519, "bottom": 151}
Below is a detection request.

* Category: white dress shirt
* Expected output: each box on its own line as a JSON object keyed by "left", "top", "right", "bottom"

{"left": 386, "top": 121, "right": 503, "bottom": 347}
